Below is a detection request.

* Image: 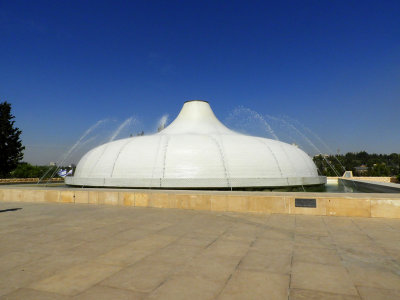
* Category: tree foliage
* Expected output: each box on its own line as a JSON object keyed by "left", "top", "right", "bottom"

{"left": 313, "top": 151, "right": 400, "bottom": 177}
{"left": 10, "top": 162, "right": 60, "bottom": 179}
{"left": 0, "top": 101, "right": 25, "bottom": 177}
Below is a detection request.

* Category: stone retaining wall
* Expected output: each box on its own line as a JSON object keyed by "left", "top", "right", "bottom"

{"left": 1, "top": 187, "right": 400, "bottom": 219}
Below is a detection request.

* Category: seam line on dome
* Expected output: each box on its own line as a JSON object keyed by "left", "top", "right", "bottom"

{"left": 150, "top": 135, "right": 164, "bottom": 188}
{"left": 88, "top": 145, "right": 109, "bottom": 178}
{"left": 257, "top": 138, "right": 283, "bottom": 177}
{"left": 110, "top": 139, "right": 134, "bottom": 178}
{"left": 280, "top": 143, "right": 300, "bottom": 178}
{"left": 299, "top": 151, "right": 315, "bottom": 176}
{"left": 88, "top": 138, "right": 124, "bottom": 177}
{"left": 208, "top": 134, "right": 231, "bottom": 188}
{"left": 160, "top": 135, "right": 170, "bottom": 187}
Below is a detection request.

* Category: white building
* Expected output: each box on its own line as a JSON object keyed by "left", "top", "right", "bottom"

{"left": 66, "top": 100, "right": 325, "bottom": 188}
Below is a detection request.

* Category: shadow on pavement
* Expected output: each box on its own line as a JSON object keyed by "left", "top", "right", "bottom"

{"left": 0, "top": 208, "right": 22, "bottom": 213}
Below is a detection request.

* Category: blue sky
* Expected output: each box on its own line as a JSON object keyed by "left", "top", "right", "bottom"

{"left": 1, "top": 0, "right": 399, "bottom": 165}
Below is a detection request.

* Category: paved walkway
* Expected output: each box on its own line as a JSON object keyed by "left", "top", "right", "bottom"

{"left": 0, "top": 202, "right": 400, "bottom": 299}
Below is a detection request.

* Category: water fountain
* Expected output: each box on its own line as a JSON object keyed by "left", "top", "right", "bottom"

{"left": 38, "top": 119, "right": 109, "bottom": 184}
{"left": 65, "top": 100, "right": 326, "bottom": 189}
{"left": 2, "top": 100, "right": 398, "bottom": 221}
{"left": 157, "top": 114, "right": 169, "bottom": 132}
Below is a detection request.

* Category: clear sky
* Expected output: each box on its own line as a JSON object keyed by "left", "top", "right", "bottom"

{"left": 1, "top": 0, "right": 399, "bottom": 165}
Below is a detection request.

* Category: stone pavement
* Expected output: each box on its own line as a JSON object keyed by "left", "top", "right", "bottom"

{"left": 0, "top": 202, "right": 400, "bottom": 299}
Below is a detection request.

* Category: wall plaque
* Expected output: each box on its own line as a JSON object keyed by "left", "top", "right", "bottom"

{"left": 295, "top": 198, "right": 316, "bottom": 208}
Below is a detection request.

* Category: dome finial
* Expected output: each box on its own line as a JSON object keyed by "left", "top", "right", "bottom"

{"left": 184, "top": 99, "right": 209, "bottom": 104}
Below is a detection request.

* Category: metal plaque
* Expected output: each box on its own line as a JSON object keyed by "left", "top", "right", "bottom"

{"left": 295, "top": 198, "right": 316, "bottom": 208}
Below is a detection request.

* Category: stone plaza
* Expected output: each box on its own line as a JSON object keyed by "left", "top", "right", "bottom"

{"left": 1, "top": 201, "right": 400, "bottom": 299}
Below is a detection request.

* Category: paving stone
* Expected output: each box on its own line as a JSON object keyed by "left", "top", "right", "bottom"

{"left": 73, "top": 285, "right": 147, "bottom": 300}
{"left": 295, "top": 226, "right": 330, "bottom": 236}
{"left": 239, "top": 250, "right": 292, "bottom": 274}
{"left": 289, "top": 288, "right": 360, "bottom": 299}
{"left": 15, "top": 253, "right": 89, "bottom": 279}
{"left": 29, "top": 262, "right": 121, "bottom": 296}
{"left": 292, "top": 245, "right": 342, "bottom": 266}
{"left": 345, "top": 263, "right": 400, "bottom": 290}
{"left": 295, "top": 215, "right": 325, "bottom": 227}
{"left": 218, "top": 269, "right": 290, "bottom": 300}
{"left": 0, "top": 269, "right": 40, "bottom": 297}
{"left": 295, "top": 233, "right": 336, "bottom": 249}
{"left": 331, "top": 233, "right": 373, "bottom": 246}
{"left": 93, "top": 245, "right": 155, "bottom": 267}
{"left": 177, "top": 252, "right": 241, "bottom": 282}
{"left": 174, "top": 236, "right": 216, "bottom": 248}
{"left": 339, "top": 247, "right": 400, "bottom": 274}
{"left": 153, "top": 223, "right": 194, "bottom": 237}
{"left": 0, "top": 288, "right": 70, "bottom": 300}
{"left": 324, "top": 218, "right": 361, "bottom": 234}
{"left": 101, "top": 258, "right": 177, "bottom": 293}
{"left": 144, "top": 243, "right": 203, "bottom": 265}
{"left": 148, "top": 274, "right": 225, "bottom": 300}
{"left": 203, "top": 239, "right": 250, "bottom": 258}
{"left": 268, "top": 214, "right": 296, "bottom": 230}
{"left": 60, "top": 238, "right": 130, "bottom": 260}
{"left": 291, "top": 262, "right": 358, "bottom": 296}
{"left": 219, "top": 223, "right": 260, "bottom": 243}
{"left": 259, "top": 227, "right": 295, "bottom": 241}
{"left": 1, "top": 201, "right": 400, "bottom": 300}
{"left": 357, "top": 286, "right": 400, "bottom": 300}
{"left": 251, "top": 236, "right": 294, "bottom": 255}
{"left": 182, "top": 230, "right": 220, "bottom": 243}
{"left": 112, "top": 227, "right": 160, "bottom": 241}
{"left": 26, "top": 238, "right": 86, "bottom": 256}
{"left": 94, "top": 234, "right": 178, "bottom": 266}
{"left": 0, "top": 251, "right": 44, "bottom": 273}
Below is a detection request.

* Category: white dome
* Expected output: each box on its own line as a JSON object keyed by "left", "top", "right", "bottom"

{"left": 66, "top": 101, "right": 325, "bottom": 188}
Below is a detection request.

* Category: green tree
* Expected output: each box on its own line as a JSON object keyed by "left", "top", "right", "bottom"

{"left": 0, "top": 101, "right": 25, "bottom": 177}
{"left": 10, "top": 162, "right": 59, "bottom": 179}
{"left": 313, "top": 151, "right": 400, "bottom": 177}
{"left": 369, "top": 163, "right": 391, "bottom": 176}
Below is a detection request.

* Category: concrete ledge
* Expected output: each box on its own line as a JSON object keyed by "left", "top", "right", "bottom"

{"left": 339, "top": 178, "right": 400, "bottom": 193}
{"left": 1, "top": 186, "right": 400, "bottom": 218}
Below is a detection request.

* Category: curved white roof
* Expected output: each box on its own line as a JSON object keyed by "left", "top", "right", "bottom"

{"left": 66, "top": 100, "right": 325, "bottom": 188}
